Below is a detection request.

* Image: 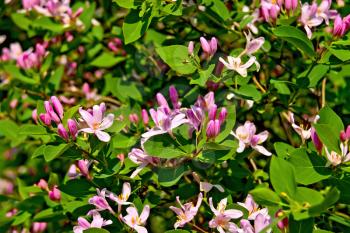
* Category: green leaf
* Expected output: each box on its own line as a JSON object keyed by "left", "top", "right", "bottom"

{"left": 309, "top": 187, "right": 340, "bottom": 215}
{"left": 19, "top": 124, "right": 47, "bottom": 135}
{"left": 83, "top": 228, "right": 110, "bottom": 233}
{"left": 292, "top": 187, "right": 324, "bottom": 220}
{"left": 270, "top": 156, "right": 296, "bottom": 197}
{"left": 143, "top": 134, "right": 187, "bottom": 159}
{"left": 112, "top": 133, "right": 138, "bottom": 148}
{"left": 273, "top": 26, "right": 316, "bottom": 57}
{"left": 62, "top": 105, "right": 80, "bottom": 126}
{"left": 60, "top": 179, "right": 95, "bottom": 197}
{"left": 2, "top": 64, "right": 37, "bottom": 85}
{"left": 44, "top": 144, "right": 71, "bottom": 162}
{"left": 162, "top": 0, "right": 183, "bottom": 16}
{"left": 32, "top": 17, "right": 64, "bottom": 33}
{"left": 318, "top": 106, "right": 344, "bottom": 135}
{"left": 165, "top": 230, "right": 191, "bottom": 233}
{"left": 156, "top": 165, "right": 186, "bottom": 187}
{"left": 90, "top": 52, "right": 126, "bottom": 68}
{"left": 11, "top": 13, "right": 31, "bottom": 31}
{"left": 289, "top": 216, "right": 314, "bottom": 233}
{"left": 313, "top": 124, "right": 340, "bottom": 154}
{"left": 288, "top": 149, "right": 331, "bottom": 185}
{"left": 190, "top": 64, "right": 215, "bottom": 87}
{"left": 156, "top": 45, "right": 197, "bottom": 75}
{"left": 48, "top": 66, "right": 64, "bottom": 90}
{"left": 33, "top": 208, "right": 65, "bottom": 221}
{"left": 123, "top": 8, "right": 153, "bottom": 44}
{"left": 328, "top": 47, "right": 350, "bottom": 61}
{"left": 215, "top": 104, "right": 236, "bottom": 142}
{"left": 113, "top": 0, "right": 139, "bottom": 8}
{"left": 250, "top": 187, "right": 281, "bottom": 206}
{"left": 297, "top": 64, "right": 329, "bottom": 88}
{"left": 274, "top": 142, "right": 296, "bottom": 159}
{"left": 203, "top": 0, "right": 230, "bottom": 21}
{"left": 234, "top": 84, "right": 262, "bottom": 101}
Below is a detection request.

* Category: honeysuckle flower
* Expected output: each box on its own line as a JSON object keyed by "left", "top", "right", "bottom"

{"left": 82, "top": 82, "right": 99, "bottom": 101}
{"left": 186, "top": 106, "right": 204, "bottom": 131}
{"left": 333, "top": 14, "right": 350, "bottom": 37}
{"left": 120, "top": 205, "right": 150, "bottom": 233}
{"left": 244, "top": 32, "right": 265, "bottom": 55}
{"left": 73, "top": 211, "right": 112, "bottom": 233}
{"left": 48, "top": 185, "right": 61, "bottom": 201}
{"left": 275, "top": 210, "right": 289, "bottom": 231}
{"left": 58, "top": 123, "right": 69, "bottom": 140}
{"left": 209, "top": 215, "right": 241, "bottom": 233}
{"left": 129, "top": 113, "right": 139, "bottom": 124}
{"left": 238, "top": 194, "right": 269, "bottom": 220}
{"left": 31, "top": 222, "right": 47, "bottom": 233}
{"left": 188, "top": 41, "right": 194, "bottom": 55}
{"left": 219, "top": 56, "right": 258, "bottom": 77}
{"left": 311, "top": 127, "right": 323, "bottom": 153}
{"left": 128, "top": 148, "right": 159, "bottom": 178}
{"left": 36, "top": 179, "right": 48, "bottom": 190}
{"left": 199, "top": 182, "right": 225, "bottom": 193}
{"left": 109, "top": 182, "right": 132, "bottom": 212}
{"left": 340, "top": 125, "right": 350, "bottom": 141}
{"left": 288, "top": 112, "right": 319, "bottom": 142}
{"left": 169, "top": 193, "right": 203, "bottom": 229}
{"left": 79, "top": 103, "right": 114, "bottom": 142}
{"left": 232, "top": 121, "right": 271, "bottom": 156}
{"left": 169, "top": 85, "right": 181, "bottom": 109}
{"left": 207, "top": 119, "right": 220, "bottom": 139}
{"left": 240, "top": 213, "right": 271, "bottom": 233}
{"left": 89, "top": 188, "right": 115, "bottom": 214}
{"left": 325, "top": 143, "right": 350, "bottom": 166}
{"left": 283, "top": 0, "right": 298, "bottom": 12}
{"left": 67, "top": 119, "right": 78, "bottom": 139}
{"left": 209, "top": 197, "right": 243, "bottom": 219}
{"left": 260, "top": 0, "right": 280, "bottom": 22}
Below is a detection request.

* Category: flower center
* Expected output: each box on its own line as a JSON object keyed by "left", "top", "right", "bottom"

{"left": 92, "top": 122, "right": 100, "bottom": 130}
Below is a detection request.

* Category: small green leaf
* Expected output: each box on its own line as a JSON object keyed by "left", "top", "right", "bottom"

{"left": 123, "top": 8, "right": 153, "bottom": 44}
{"left": 83, "top": 228, "right": 110, "bottom": 233}
{"left": 250, "top": 187, "right": 281, "bottom": 206}
{"left": 144, "top": 134, "right": 187, "bottom": 159}
{"left": 215, "top": 104, "right": 236, "bottom": 142}
{"left": 270, "top": 156, "right": 297, "bottom": 197}
{"left": 44, "top": 144, "right": 71, "bottom": 162}
{"left": 90, "top": 52, "right": 126, "bottom": 68}
{"left": 157, "top": 165, "right": 186, "bottom": 187}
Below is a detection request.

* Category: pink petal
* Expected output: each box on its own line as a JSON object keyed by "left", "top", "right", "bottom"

{"left": 95, "top": 130, "right": 111, "bottom": 142}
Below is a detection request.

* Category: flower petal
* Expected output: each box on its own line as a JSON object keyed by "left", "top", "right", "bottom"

{"left": 95, "top": 130, "right": 111, "bottom": 142}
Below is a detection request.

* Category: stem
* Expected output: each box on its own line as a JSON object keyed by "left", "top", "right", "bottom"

{"left": 252, "top": 76, "right": 266, "bottom": 93}
{"left": 249, "top": 157, "right": 262, "bottom": 184}
{"left": 321, "top": 78, "right": 326, "bottom": 108}
{"left": 189, "top": 222, "right": 208, "bottom": 233}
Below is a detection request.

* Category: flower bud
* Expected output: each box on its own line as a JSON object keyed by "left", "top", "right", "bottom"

{"left": 219, "top": 107, "right": 227, "bottom": 124}
{"left": 141, "top": 109, "right": 149, "bottom": 125}
{"left": 311, "top": 128, "right": 323, "bottom": 153}
{"left": 67, "top": 119, "right": 78, "bottom": 139}
{"left": 77, "top": 160, "right": 90, "bottom": 178}
{"left": 36, "top": 179, "right": 48, "bottom": 190}
{"left": 32, "top": 222, "right": 47, "bottom": 233}
{"left": 39, "top": 113, "right": 51, "bottom": 126}
{"left": 44, "top": 101, "right": 60, "bottom": 123}
{"left": 188, "top": 41, "right": 194, "bottom": 55}
{"left": 284, "top": 0, "right": 292, "bottom": 11}
{"left": 156, "top": 93, "right": 170, "bottom": 111}
{"left": 340, "top": 130, "right": 347, "bottom": 141}
{"left": 129, "top": 113, "right": 139, "bottom": 124}
{"left": 210, "top": 37, "right": 218, "bottom": 55}
{"left": 57, "top": 123, "right": 69, "bottom": 141}
{"left": 275, "top": 210, "right": 288, "bottom": 231}
{"left": 169, "top": 85, "right": 180, "bottom": 109}
{"left": 51, "top": 96, "right": 64, "bottom": 120}
{"left": 208, "top": 104, "right": 217, "bottom": 120}
{"left": 32, "top": 109, "right": 38, "bottom": 124}
{"left": 346, "top": 125, "right": 350, "bottom": 139}
{"left": 206, "top": 119, "right": 220, "bottom": 139}
{"left": 49, "top": 185, "right": 61, "bottom": 201}
{"left": 200, "top": 37, "right": 211, "bottom": 54}
{"left": 333, "top": 15, "right": 345, "bottom": 37}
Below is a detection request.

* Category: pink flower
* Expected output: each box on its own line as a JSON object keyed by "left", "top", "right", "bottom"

{"left": 200, "top": 37, "right": 218, "bottom": 56}
{"left": 325, "top": 142, "right": 350, "bottom": 166}
{"left": 73, "top": 211, "right": 112, "bottom": 233}
{"left": 77, "top": 159, "right": 91, "bottom": 179}
{"left": 199, "top": 182, "right": 224, "bottom": 193}
{"left": 79, "top": 103, "right": 114, "bottom": 142}
{"left": 141, "top": 109, "right": 149, "bottom": 125}
{"left": 169, "top": 193, "right": 203, "bottom": 229}
{"left": 219, "top": 56, "right": 259, "bottom": 77}
{"left": 89, "top": 188, "right": 115, "bottom": 214}
{"left": 209, "top": 197, "right": 243, "bottom": 232}
{"left": 120, "top": 205, "right": 150, "bottom": 233}
{"left": 206, "top": 119, "right": 220, "bottom": 139}
{"left": 240, "top": 213, "right": 271, "bottom": 233}
{"left": 129, "top": 113, "right": 139, "bottom": 124}
{"left": 128, "top": 148, "right": 159, "bottom": 178}
{"left": 232, "top": 121, "right": 271, "bottom": 156}
{"left": 288, "top": 112, "right": 319, "bottom": 141}
{"left": 237, "top": 194, "right": 269, "bottom": 220}
{"left": 109, "top": 182, "right": 132, "bottom": 212}
{"left": 48, "top": 185, "right": 61, "bottom": 201}
{"left": 260, "top": 0, "right": 280, "bottom": 22}
{"left": 244, "top": 32, "right": 265, "bottom": 55}
{"left": 36, "top": 179, "right": 48, "bottom": 190}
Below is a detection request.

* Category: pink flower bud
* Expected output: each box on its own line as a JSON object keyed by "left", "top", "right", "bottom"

{"left": 284, "top": 0, "right": 292, "bottom": 11}
{"left": 340, "top": 131, "right": 347, "bottom": 141}
{"left": 200, "top": 37, "right": 211, "bottom": 54}
{"left": 36, "top": 179, "right": 48, "bottom": 190}
{"left": 67, "top": 119, "right": 78, "bottom": 139}
{"left": 208, "top": 104, "right": 217, "bottom": 120}
{"left": 141, "top": 109, "right": 149, "bottom": 125}
{"left": 44, "top": 101, "right": 60, "bottom": 123}
{"left": 32, "top": 222, "right": 47, "bottom": 233}
{"left": 49, "top": 185, "right": 61, "bottom": 201}
{"left": 10, "top": 99, "right": 18, "bottom": 109}
{"left": 219, "top": 107, "right": 227, "bottom": 124}
{"left": 51, "top": 96, "right": 64, "bottom": 120}
{"left": 346, "top": 125, "right": 350, "bottom": 139}
{"left": 82, "top": 82, "right": 90, "bottom": 94}
{"left": 311, "top": 128, "right": 323, "bottom": 153}
{"left": 291, "top": 0, "right": 298, "bottom": 10}
{"left": 169, "top": 85, "right": 180, "bottom": 109}
{"left": 210, "top": 37, "right": 217, "bottom": 55}
{"left": 188, "top": 41, "right": 194, "bottom": 55}
{"left": 57, "top": 123, "right": 69, "bottom": 141}
{"left": 39, "top": 113, "right": 51, "bottom": 126}
{"left": 117, "top": 153, "right": 125, "bottom": 163}
{"left": 333, "top": 15, "right": 345, "bottom": 37}
{"left": 275, "top": 210, "right": 288, "bottom": 231}
{"left": 32, "top": 109, "right": 38, "bottom": 124}
{"left": 77, "top": 160, "right": 90, "bottom": 178}
{"left": 129, "top": 113, "right": 139, "bottom": 124}
{"left": 206, "top": 119, "right": 220, "bottom": 139}
{"left": 35, "top": 43, "right": 45, "bottom": 57}
{"left": 108, "top": 41, "right": 119, "bottom": 52}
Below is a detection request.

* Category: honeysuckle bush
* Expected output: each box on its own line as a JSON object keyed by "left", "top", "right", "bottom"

{"left": 1, "top": 0, "right": 350, "bottom": 232}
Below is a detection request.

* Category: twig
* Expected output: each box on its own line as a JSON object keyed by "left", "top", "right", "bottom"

{"left": 321, "top": 78, "right": 326, "bottom": 108}
{"left": 189, "top": 222, "right": 208, "bottom": 233}
{"left": 252, "top": 76, "right": 266, "bottom": 93}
